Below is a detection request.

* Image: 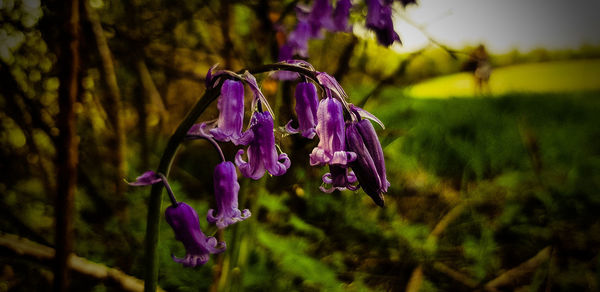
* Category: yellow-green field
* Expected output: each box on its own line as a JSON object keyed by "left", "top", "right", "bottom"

{"left": 406, "top": 59, "right": 600, "bottom": 98}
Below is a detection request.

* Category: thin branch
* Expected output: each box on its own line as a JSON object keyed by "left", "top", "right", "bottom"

{"left": 0, "top": 233, "right": 162, "bottom": 292}
{"left": 220, "top": 1, "right": 234, "bottom": 68}
{"left": 84, "top": 0, "right": 127, "bottom": 199}
{"left": 358, "top": 48, "right": 425, "bottom": 107}
{"left": 432, "top": 262, "right": 478, "bottom": 289}
{"left": 333, "top": 35, "right": 359, "bottom": 82}
{"left": 396, "top": 13, "right": 466, "bottom": 59}
{"left": 484, "top": 246, "right": 552, "bottom": 292}
{"left": 406, "top": 203, "right": 468, "bottom": 292}
{"left": 136, "top": 59, "right": 169, "bottom": 126}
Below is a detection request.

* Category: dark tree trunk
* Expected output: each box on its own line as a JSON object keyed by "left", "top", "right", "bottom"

{"left": 54, "top": 0, "right": 80, "bottom": 291}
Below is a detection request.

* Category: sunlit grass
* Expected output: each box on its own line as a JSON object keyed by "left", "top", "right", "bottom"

{"left": 406, "top": 59, "right": 600, "bottom": 98}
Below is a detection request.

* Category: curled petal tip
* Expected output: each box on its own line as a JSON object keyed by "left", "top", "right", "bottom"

{"left": 285, "top": 120, "right": 300, "bottom": 134}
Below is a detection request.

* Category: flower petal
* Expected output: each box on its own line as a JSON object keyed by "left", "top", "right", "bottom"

{"left": 127, "top": 170, "right": 161, "bottom": 186}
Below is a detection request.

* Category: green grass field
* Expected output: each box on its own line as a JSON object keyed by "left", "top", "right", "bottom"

{"left": 406, "top": 59, "right": 600, "bottom": 98}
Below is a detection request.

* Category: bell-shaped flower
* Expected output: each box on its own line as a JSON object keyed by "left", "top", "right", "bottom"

{"left": 366, "top": 0, "right": 400, "bottom": 46}
{"left": 275, "top": 7, "right": 311, "bottom": 81}
{"left": 320, "top": 165, "right": 358, "bottom": 193}
{"left": 287, "top": 19, "right": 311, "bottom": 58}
{"left": 309, "top": 96, "right": 356, "bottom": 166}
{"left": 308, "top": 0, "right": 334, "bottom": 38}
{"left": 331, "top": 0, "right": 352, "bottom": 32}
{"left": 285, "top": 81, "right": 319, "bottom": 139}
{"left": 165, "top": 202, "right": 226, "bottom": 267}
{"left": 236, "top": 111, "right": 291, "bottom": 180}
{"left": 208, "top": 79, "right": 253, "bottom": 145}
{"left": 207, "top": 161, "right": 251, "bottom": 229}
{"left": 345, "top": 117, "right": 390, "bottom": 207}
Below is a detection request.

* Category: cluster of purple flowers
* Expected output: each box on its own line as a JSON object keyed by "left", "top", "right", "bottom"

{"left": 129, "top": 60, "right": 389, "bottom": 267}
{"left": 278, "top": 0, "right": 417, "bottom": 68}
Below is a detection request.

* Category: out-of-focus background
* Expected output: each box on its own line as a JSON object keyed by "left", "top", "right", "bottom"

{"left": 1, "top": 0, "right": 599, "bottom": 291}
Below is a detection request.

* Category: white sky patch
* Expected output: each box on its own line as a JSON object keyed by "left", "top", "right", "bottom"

{"left": 391, "top": 0, "right": 600, "bottom": 53}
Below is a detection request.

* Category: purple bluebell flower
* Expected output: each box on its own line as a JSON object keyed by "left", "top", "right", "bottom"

{"left": 366, "top": 0, "right": 401, "bottom": 46}
{"left": 286, "top": 81, "right": 319, "bottom": 139}
{"left": 287, "top": 19, "right": 311, "bottom": 58}
{"left": 207, "top": 161, "right": 251, "bottom": 229}
{"left": 331, "top": 0, "right": 352, "bottom": 32}
{"left": 345, "top": 111, "right": 389, "bottom": 207}
{"left": 309, "top": 95, "right": 356, "bottom": 166}
{"left": 320, "top": 165, "right": 358, "bottom": 193}
{"left": 127, "top": 170, "right": 162, "bottom": 186}
{"left": 236, "top": 111, "right": 291, "bottom": 180}
{"left": 308, "top": 0, "right": 334, "bottom": 37}
{"left": 165, "top": 202, "right": 226, "bottom": 267}
{"left": 206, "top": 79, "right": 253, "bottom": 145}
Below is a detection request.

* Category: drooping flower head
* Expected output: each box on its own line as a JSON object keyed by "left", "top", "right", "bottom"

{"left": 207, "top": 161, "right": 251, "bottom": 229}
{"left": 307, "top": 0, "right": 334, "bottom": 38}
{"left": 208, "top": 79, "right": 251, "bottom": 145}
{"left": 286, "top": 81, "right": 319, "bottom": 139}
{"left": 309, "top": 72, "right": 357, "bottom": 167}
{"left": 287, "top": 18, "right": 311, "bottom": 58}
{"left": 236, "top": 111, "right": 291, "bottom": 180}
{"left": 310, "top": 95, "right": 356, "bottom": 166}
{"left": 366, "top": 0, "right": 401, "bottom": 46}
{"left": 275, "top": 7, "right": 313, "bottom": 80}
{"left": 165, "top": 202, "right": 226, "bottom": 267}
{"left": 345, "top": 106, "right": 390, "bottom": 207}
{"left": 332, "top": 0, "right": 353, "bottom": 32}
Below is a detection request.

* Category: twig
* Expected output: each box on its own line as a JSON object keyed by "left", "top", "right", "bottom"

{"left": 432, "top": 262, "right": 478, "bottom": 289}
{"left": 358, "top": 48, "right": 425, "bottom": 108}
{"left": 405, "top": 203, "right": 467, "bottom": 292}
{"left": 484, "top": 246, "right": 552, "bottom": 292}
{"left": 0, "top": 233, "right": 162, "bottom": 292}
{"left": 136, "top": 59, "right": 169, "bottom": 126}
{"left": 333, "top": 35, "right": 359, "bottom": 83}
{"left": 84, "top": 0, "right": 127, "bottom": 200}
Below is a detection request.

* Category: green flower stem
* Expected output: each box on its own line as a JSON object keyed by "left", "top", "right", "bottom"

{"left": 143, "top": 84, "right": 221, "bottom": 292}
{"left": 143, "top": 62, "right": 320, "bottom": 291}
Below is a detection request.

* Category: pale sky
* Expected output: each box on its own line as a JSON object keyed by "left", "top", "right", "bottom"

{"left": 391, "top": 0, "right": 600, "bottom": 53}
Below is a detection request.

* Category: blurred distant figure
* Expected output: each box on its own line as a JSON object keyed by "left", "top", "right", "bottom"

{"left": 464, "top": 44, "right": 492, "bottom": 95}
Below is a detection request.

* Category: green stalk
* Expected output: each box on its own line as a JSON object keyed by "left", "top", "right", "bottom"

{"left": 143, "top": 85, "right": 221, "bottom": 292}
{"left": 143, "top": 63, "right": 320, "bottom": 291}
